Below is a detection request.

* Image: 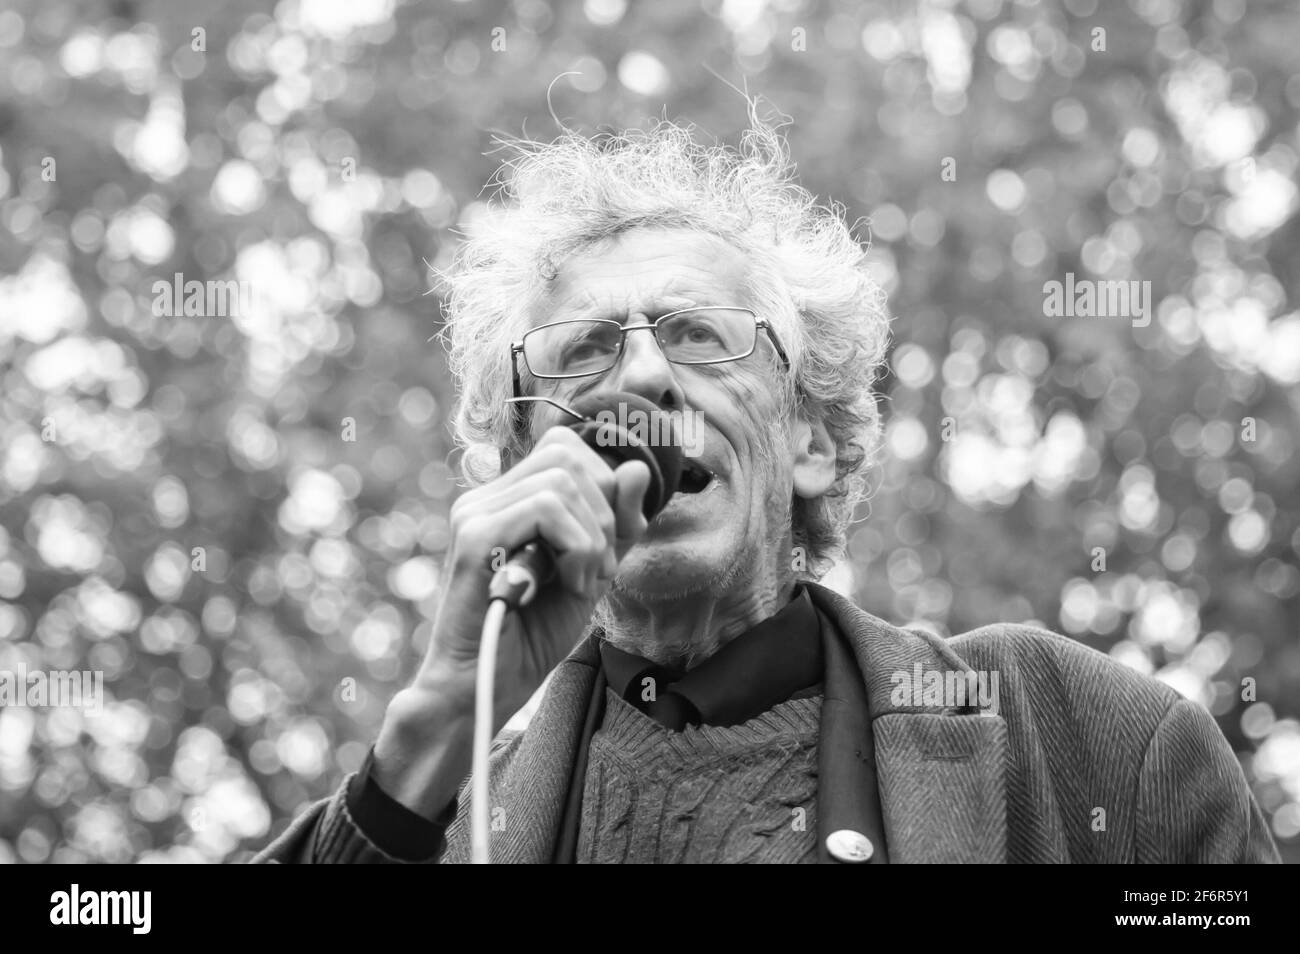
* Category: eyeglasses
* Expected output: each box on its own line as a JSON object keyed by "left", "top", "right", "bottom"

{"left": 510, "top": 306, "right": 791, "bottom": 399}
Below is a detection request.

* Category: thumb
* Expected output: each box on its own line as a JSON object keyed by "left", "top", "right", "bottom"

{"left": 611, "top": 459, "right": 651, "bottom": 556}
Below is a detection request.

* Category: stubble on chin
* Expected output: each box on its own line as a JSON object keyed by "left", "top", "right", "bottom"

{"left": 588, "top": 558, "right": 735, "bottom": 665}
{"left": 591, "top": 416, "right": 797, "bottom": 668}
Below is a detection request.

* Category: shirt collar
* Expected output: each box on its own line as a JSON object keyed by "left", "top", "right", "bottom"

{"left": 597, "top": 584, "right": 823, "bottom": 728}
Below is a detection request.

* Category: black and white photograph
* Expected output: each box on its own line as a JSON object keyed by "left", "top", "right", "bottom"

{"left": 0, "top": 0, "right": 1297, "bottom": 899}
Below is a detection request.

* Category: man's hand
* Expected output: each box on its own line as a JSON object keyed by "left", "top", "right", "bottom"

{"left": 371, "top": 426, "right": 652, "bottom": 818}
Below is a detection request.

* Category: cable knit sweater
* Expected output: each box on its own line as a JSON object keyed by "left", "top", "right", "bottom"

{"left": 576, "top": 688, "right": 822, "bottom": 864}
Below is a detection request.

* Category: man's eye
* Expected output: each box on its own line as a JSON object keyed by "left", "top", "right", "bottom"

{"left": 664, "top": 318, "right": 727, "bottom": 351}
{"left": 569, "top": 337, "right": 615, "bottom": 356}
{"left": 561, "top": 337, "right": 618, "bottom": 369}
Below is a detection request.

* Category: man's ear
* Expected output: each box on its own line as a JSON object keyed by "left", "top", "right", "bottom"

{"left": 791, "top": 415, "right": 837, "bottom": 500}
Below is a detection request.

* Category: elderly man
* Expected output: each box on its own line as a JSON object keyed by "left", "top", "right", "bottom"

{"left": 254, "top": 117, "right": 1278, "bottom": 864}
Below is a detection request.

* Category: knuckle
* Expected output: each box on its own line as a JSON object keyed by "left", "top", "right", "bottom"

{"left": 536, "top": 489, "right": 565, "bottom": 515}
{"left": 542, "top": 466, "right": 580, "bottom": 496}
{"left": 448, "top": 491, "right": 485, "bottom": 533}
{"left": 562, "top": 448, "right": 596, "bottom": 478}
{"left": 538, "top": 428, "right": 580, "bottom": 453}
{"left": 453, "top": 513, "right": 486, "bottom": 546}
{"left": 520, "top": 442, "right": 558, "bottom": 470}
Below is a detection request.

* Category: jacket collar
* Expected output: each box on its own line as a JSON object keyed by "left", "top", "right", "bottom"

{"left": 442, "top": 582, "right": 1007, "bottom": 863}
{"left": 804, "top": 584, "right": 1008, "bottom": 863}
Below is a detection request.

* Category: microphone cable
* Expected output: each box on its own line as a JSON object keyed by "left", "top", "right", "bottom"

{"left": 465, "top": 390, "right": 682, "bottom": 863}
{"left": 471, "top": 553, "right": 548, "bottom": 863}
{"left": 471, "top": 597, "right": 507, "bottom": 864}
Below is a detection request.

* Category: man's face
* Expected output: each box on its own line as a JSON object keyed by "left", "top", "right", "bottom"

{"left": 523, "top": 228, "right": 798, "bottom": 601}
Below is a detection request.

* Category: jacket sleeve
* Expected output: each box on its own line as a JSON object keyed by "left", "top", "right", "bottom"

{"left": 1135, "top": 697, "right": 1279, "bottom": 863}
{"left": 249, "top": 774, "right": 450, "bottom": 864}
{"left": 248, "top": 730, "right": 526, "bottom": 864}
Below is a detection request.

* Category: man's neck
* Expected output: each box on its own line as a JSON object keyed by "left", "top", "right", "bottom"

{"left": 597, "top": 574, "right": 799, "bottom": 670}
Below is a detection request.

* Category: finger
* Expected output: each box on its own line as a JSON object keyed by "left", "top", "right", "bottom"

{"left": 611, "top": 460, "right": 651, "bottom": 559}
{"left": 496, "top": 426, "right": 617, "bottom": 499}
{"left": 473, "top": 439, "right": 614, "bottom": 525}
{"left": 469, "top": 465, "right": 613, "bottom": 563}
{"left": 470, "top": 430, "right": 618, "bottom": 541}
{"left": 452, "top": 485, "right": 586, "bottom": 569}
{"left": 529, "top": 465, "right": 616, "bottom": 554}
{"left": 467, "top": 490, "right": 604, "bottom": 596}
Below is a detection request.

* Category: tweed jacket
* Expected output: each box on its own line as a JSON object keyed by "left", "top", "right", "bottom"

{"left": 253, "top": 583, "right": 1279, "bottom": 863}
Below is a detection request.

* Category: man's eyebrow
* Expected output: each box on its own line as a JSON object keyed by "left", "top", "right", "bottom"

{"left": 561, "top": 292, "right": 702, "bottom": 322}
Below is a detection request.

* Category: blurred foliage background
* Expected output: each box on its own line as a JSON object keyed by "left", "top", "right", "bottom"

{"left": 0, "top": 0, "right": 1297, "bottom": 863}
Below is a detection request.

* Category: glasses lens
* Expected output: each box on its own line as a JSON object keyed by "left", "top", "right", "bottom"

{"left": 524, "top": 320, "right": 622, "bottom": 377}
{"left": 657, "top": 308, "right": 757, "bottom": 363}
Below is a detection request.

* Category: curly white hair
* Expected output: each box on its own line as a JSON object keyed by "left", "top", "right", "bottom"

{"left": 438, "top": 110, "right": 890, "bottom": 579}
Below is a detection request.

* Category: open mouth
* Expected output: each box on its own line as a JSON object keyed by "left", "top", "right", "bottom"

{"left": 678, "top": 461, "right": 715, "bottom": 494}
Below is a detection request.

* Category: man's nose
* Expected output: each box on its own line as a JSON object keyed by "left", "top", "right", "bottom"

{"left": 604, "top": 316, "right": 686, "bottom": 409}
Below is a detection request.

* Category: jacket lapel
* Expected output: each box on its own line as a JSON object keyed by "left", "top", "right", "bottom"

{"left": 440, "top": 635, "right": 601, "bottom": 864}
{"left": 807, "top": 584, "right": 1008, "bottom": 863}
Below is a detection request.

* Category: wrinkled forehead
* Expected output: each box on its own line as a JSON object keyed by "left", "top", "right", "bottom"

{"left": 526, "top": 228, "right": 755, "bottom": 327}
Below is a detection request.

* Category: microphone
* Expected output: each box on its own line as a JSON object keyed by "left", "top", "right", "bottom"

{"left": 487, "top": 391, "right": 684, "bottom": 609}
